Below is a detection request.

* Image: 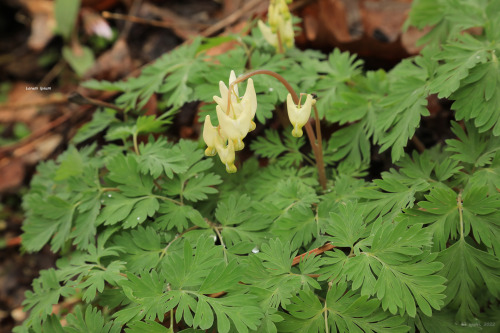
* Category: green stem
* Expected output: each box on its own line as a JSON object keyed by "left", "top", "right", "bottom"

{"left": 159, "top": 226, "right": 200, "bottom": 260}
{"left": 133, "top": 133, "right": 139, "bottom": 155}
{"left": 212, "top": 224, "right": 228, "bottom": 264}
{"left": 458, "top": 191, "right": 464, "bottom": 240}
{"left": 324, "top": 281, "right": 332, "bottom": 333}
{"left": 301, "top": 152, "right": 315, "bottom": 166}
{"left": 170, "top": 309, "right": 174, "bottom": 332}
{"left": 100, "top": 187, "right": 120, "bottom": 192}
{"left": 313, "top": 104, "right": 327, "bottom": 190}
{"left": 153, "top": 195, "right": 183, "bottom": 206}
{"left": 228, "top": 70, "right": 327, "bottom": 190}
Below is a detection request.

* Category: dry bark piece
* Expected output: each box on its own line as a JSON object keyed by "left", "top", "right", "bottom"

{"left": 318, "top": 0, "right": 362, "bottom": 43}
{"left": 84, "top": 38, "right": 133, "bottom": 81}
{"left": 360, "top": 0, "right": 412, "bottom": 44}
{"left": 20, "top": 0, "right": 56, "bottom": 51}
{"left": 401, "top": 25, "right": 430, "bottom": 54}
{"left": 82, "top": 0, "right": 120, "bottom": 11}
{"left": 0, "top": 82, "right": 47, "bottom": 123}
{"left": 0, "top": 158, "right": 25, "bottom": 192}
{"left": 298, "top": 0, "right": 419, "bottom": 57}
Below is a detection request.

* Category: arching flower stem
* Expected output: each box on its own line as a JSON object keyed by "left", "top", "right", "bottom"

{"left": 227, "top": 69, "right": 327, "bottom": 190}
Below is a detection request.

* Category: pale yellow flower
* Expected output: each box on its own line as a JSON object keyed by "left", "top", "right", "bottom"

{"left": 216, "top": 104, "right": 253, "bottom": 151}
{"left": 259, "top": 0, "right": 294, "bottom": 50}
{"left": 202, "top": 115, "right": 222, "bottom": 156}
{"left": 286, "top": 93, "right": 315, "bottom": 137}
{"left": 203, "top": 71, "right": 259, "bottom": 173}
{"left": 213, "top": 70, "right": 239, "bottom": 116}
{"left": 216, "top": 139, "right": 237, "bottom": 173}
{"left": 258, "top": 20, "right": 278, "bottom": 48}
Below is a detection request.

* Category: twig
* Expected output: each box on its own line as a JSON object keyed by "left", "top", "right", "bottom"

{"left": 102, "top": 11, "right": 196, "bottom": 40}
{"left": 102, "top": 11, "right": 176, "bottom": 29}
{"left": 0, "top": 95, "right": 68, "bottom": 111}
{"left": 68, "top": 92, "right": 124, "bottom": 112}
{"left": 201, "top": 0, "right": 264, "bottom": 37}
{"left": 119, "top": 0, "right": 143, "bottom": 41}
{"left": 292, "top": 242, "right": 335, "bottom": 266}
{"left": 38, "top": 59, "right": 66, "bottom": 88}
{"left": 0, "top": 112, "right": 73, "bottom": 157}
{"left": 411, "top": 135, "right": 425, "bottom": 153}
{"left": 6, "top": 236, "right": 22, "bottom": 247}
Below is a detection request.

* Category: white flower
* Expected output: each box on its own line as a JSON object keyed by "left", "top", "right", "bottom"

{"left": 286, "top": 94, "right": 315, "bottom": 137}
{"left": 216, "top": 139, "right": 236, "bottom": 173}
{"left": 202, "top": 115, "right": 221, "bottom": 156}
{"left": 258, "top": 20, "right": 278, "bottom": 48}
{"left": 259, "top": 0, "right": 294, "bottom": 50}
{"left": 216, "top": 105, "right": 253, "bottom": 151}
{"left": 203, "top": 71, "right": 259, "bottom": 173}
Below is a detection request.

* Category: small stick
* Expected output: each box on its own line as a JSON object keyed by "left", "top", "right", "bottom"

{"left": 201, "top": 0, "right": 264, "bottom": 37}
{"left": 0, "top": 112, "right": 72, "bottom": 157}
{"left": 411, "top": 135, "right": 425, "bottom": 153}
{"left": 0, "top": 95, "right": 68, "bottom": 111}
{"left": 102, "top": 11, "right": 194, "bottom": 40}
{"left": 68, "top": 92, "right": 124, "bottom": 112}
{"left": 292, "top": 242, "right": 335, "bottom": 266}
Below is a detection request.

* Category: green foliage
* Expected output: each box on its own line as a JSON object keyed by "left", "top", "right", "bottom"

{"left": 62, "top": 45, "right": 95, "bottom": 77}
{"left": 83, "top": 38, "right": 206, "bottom": 111}
{"left": 54, "top": 0, "right": 81, "bottom": 40}
{"left": 17, "top": 1, "right": 500, "bottom": 332}
{"left": 251, "top": 129, "right": 307, "bottom": 167}
{"left": 277, "top": 284, "right": 409, "bottom": 333}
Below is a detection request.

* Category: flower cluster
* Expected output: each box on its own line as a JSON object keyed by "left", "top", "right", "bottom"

{"left": 203, "top": 71, "right": 257, "bottom": 173}
{"left": 258, "top": 0, "right": 294, "bottom": 51}
{"left": 203, "top": 71, "right": 315, "bottom": 173}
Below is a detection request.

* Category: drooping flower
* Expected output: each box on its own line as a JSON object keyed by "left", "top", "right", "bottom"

{"left": 214, "top": 76, "right": 257, "bottom": 121}
{"left": 213, "top": 73, "right": 257, "bottom": 142}
{"left": 213, "top": 70, "right": 240, "bottom": 117}
{"left": 202, "top": 71, "right": 259, "bottom": 173}
{"left": 202, "top": 115, "right": 221, "bottom": 156}
{"left": 216, "top": 104, "right": 253, "bottom": 151}
{"left": 258, "top": 0, "right": 294, "bottom": 50}
{"left": 258, "top": 20, "right": 278, "bottom": 49}
{"left": 216, "top": 139, "right": 237, "bottom": 173}
{"left": 286, "top": 93, "right": 315, "bottom": 137}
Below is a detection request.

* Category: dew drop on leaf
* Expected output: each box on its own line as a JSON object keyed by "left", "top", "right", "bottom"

{"left": 252, "top": 246, "right": 259, "bottom": 253}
